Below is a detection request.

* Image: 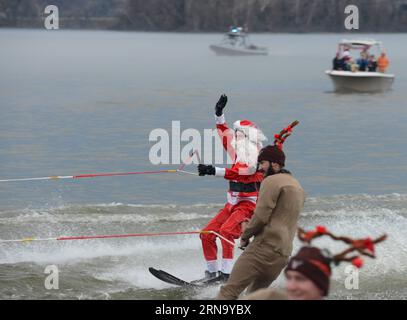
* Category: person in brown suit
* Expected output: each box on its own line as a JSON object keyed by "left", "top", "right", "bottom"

{"left": 217, "top": 144, "right": 306, "bottom": 300}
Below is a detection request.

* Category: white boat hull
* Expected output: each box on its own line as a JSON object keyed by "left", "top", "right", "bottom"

{"left": 209, "top": 44, "right": 268, "bottom": 56}
{"left": 326, "top": 70, "right": 394, "bottom": 92}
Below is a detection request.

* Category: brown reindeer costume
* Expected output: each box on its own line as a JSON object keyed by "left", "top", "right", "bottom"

{"left": 217, "top": 121, "right": 305, "bottom": 300}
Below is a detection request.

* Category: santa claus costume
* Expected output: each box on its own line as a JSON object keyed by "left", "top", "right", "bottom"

{"left": 198, "top": 94, "right": 267, "bottom": 280}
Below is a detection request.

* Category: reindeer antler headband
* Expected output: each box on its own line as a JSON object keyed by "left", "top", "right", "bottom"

{"left": 297, "top": 226, "right": 387, "bottom": 268}
{"left": 274, "top": 120, "right": 299, "bottom": 150}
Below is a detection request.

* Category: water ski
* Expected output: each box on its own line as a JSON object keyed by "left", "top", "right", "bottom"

{"left": 149, "top": 267, "right": 227, "bottom": 288}
{"left": 149, "top": 267, "right": 199, "bottom": 288}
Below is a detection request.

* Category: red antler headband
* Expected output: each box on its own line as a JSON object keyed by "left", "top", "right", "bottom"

{"left": 274, "top": 120, "right": 299, "bottom": 150}
{"left": 297, "top": 226, "right": 387, "bottom": 269}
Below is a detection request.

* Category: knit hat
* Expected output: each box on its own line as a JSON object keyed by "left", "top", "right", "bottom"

{"left": 285, "top": 246, "right": 332, "bottom": 296}
{"left": 292, "top": 226, "right": 388, "bottom": 297}
{"left": 257, "top": 145, "right": 286, "bottom": 167}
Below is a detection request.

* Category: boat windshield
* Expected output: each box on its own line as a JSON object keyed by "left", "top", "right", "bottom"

{"left": 227, "top": 27, "right": 245, "bottom": 37}
{"left": 222, "top": 27, "right": 248, "bottom": 46}
{"left": 338, "top": 40, "right": 385, "bottom": 58}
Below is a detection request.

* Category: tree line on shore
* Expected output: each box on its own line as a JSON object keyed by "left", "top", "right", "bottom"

{"left": 1, "top": 0, "right": 407, "bottom": 32}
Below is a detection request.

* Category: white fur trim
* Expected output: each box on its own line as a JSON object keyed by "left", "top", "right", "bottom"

{"left": 233, "top": 137, "right": 261, "bottom": 169}
{"left": 206, "top": 260, "right": 218, "bottom": 273}
{"left": 215, "top": 114, "right": 226, "bottom": 124}
{"left": 233, "top": 120, "right": 252, "bottom": 131}
{"left": 233, "top": 120, "right": 267, "bottom": 144}
{"left": 221, "top": 259, "right": 234, "bottom": 274}
{"left": 215, "top": 167, "right": 226, "bottom": 177}
{"left": 227, "top": 193, "right": 257, "bottom": 205}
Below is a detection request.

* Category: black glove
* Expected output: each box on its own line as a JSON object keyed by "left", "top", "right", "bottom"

{"left": 198, "top": 164, "right": 216, "bottom": 176}
{"left": 215, "top": 94, "right": 228, "bottom": 116}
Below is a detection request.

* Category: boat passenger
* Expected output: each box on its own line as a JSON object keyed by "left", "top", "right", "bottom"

{"left": 357, "top": 52, "right": 368, "bottom": 71}
{"left": 378, "top": 52, "right": 390, "bottom": 73}
{"left": 367, "top": 55, "right": 378, "bottom": 72}
{"left": 342, "top": 47, "right": 351, "bottom": 59}
{"left": 343, "top": 57, "right": 354, "bottom": 71}
{"left": 332, "top": 52, "right": 344, "bottom": 70}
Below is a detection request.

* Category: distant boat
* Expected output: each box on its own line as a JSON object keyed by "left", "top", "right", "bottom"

{"left": 209, "top": 27, "right": 268, "bottom": 56}
{"left": 326, "top": 39, "right": 395, "bottom": 92}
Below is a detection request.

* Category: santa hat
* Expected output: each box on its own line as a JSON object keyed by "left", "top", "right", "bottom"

{"left": 233, "top": 120, "right": 267, "bottom": 146}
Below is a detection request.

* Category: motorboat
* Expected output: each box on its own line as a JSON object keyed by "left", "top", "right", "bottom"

{"left": 209, "top": 27, "right": 268, "bottom": 56}
{"left": 325, "top": 39, "right": 395, "bottom": 92}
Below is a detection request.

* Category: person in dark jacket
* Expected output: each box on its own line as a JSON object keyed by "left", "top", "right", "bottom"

{"left": 368, "top": 55, "right": 378, "bottom": 72}
{"left": 332, "top": 52, "right": 344, "bottom": 70}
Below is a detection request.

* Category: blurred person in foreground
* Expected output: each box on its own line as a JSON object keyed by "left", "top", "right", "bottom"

{"left": 242, "top": 226, "right": 387, "bottom": 300}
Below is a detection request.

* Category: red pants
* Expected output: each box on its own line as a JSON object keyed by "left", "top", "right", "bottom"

{"left": 200, "top": 201, "right": 256, "bottom": 261}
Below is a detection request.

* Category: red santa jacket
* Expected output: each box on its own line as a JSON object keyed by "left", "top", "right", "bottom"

{"left": 214, "top": 114, "right": 263, "bottom": 205}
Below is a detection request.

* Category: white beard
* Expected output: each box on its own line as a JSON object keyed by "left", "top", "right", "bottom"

{"left": 232, "top": 137, "right": 261, "bottom": 168}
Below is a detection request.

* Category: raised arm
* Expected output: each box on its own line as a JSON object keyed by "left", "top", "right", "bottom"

{"left": 215, "top": 94, "right": 236, "bottom": 161}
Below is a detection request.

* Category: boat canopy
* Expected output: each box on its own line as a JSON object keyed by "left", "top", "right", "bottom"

{"left": 339, "top": 39, "right": 383, "bottom": 51}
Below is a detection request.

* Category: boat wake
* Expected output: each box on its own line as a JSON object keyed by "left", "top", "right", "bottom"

{"left": 0, "top": 193, "right": 406, "bottom": 299}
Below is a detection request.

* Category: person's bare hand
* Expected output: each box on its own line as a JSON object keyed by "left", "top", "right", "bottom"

{"left": 240, "top": 238, "right": 249, "bottom": 248}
